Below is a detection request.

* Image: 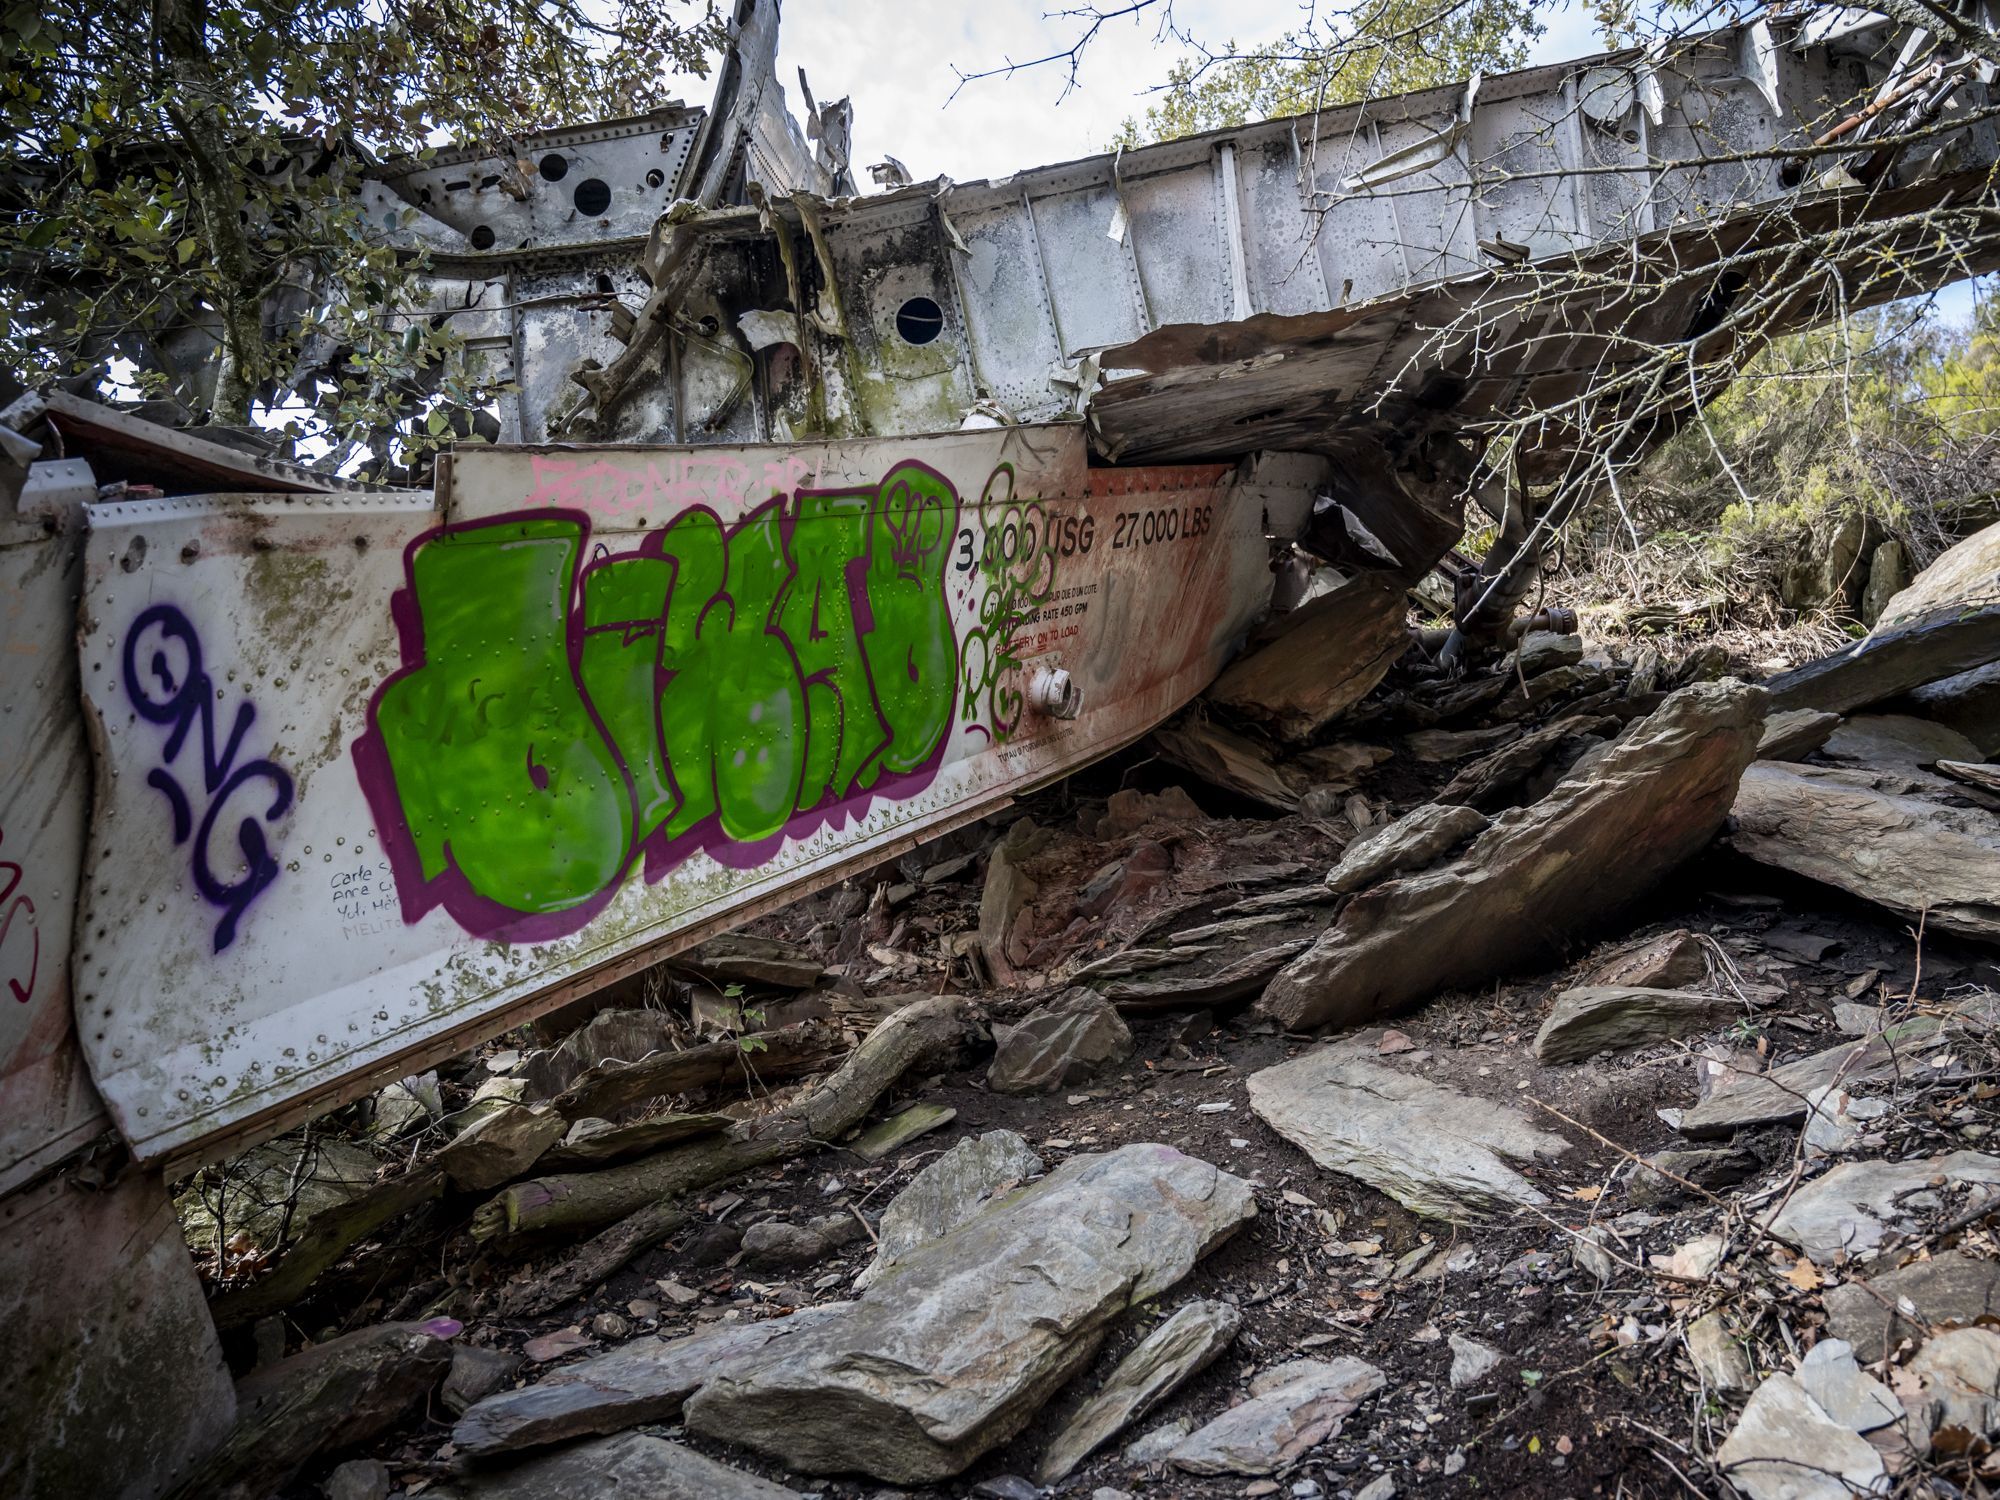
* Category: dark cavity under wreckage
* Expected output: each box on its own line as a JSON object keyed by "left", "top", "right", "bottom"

{"left": 4, "top": 2, "right": 1999, "bottom": 1491}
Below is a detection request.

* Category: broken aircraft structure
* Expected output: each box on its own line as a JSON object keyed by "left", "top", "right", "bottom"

{"left": 5, "top": 0, "right": 2000, "bottom": 1491}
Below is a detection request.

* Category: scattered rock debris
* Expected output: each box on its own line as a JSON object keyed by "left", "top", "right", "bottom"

{"left": 168, "top": 524, "right": 2000, "bottom": 1499}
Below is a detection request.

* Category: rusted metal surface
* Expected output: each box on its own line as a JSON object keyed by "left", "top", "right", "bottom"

{"left": 72, "top": 424, "right": 1307, "bottom": 1170}
{"left": 0, "top": 455, "right": 108, "bottom": 1197}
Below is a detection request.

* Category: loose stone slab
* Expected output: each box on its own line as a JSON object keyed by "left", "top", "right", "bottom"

{"left": 452, "top": 1306, "right": 852, "bottom": 1457}
{"left": 1678, "top": 1012, "right": 1961, "bottom": 1136}
{"left": 1581, "top": 928, "right": 1710, "bottom": 990}
{"left": 856, "top": 1129, "right": 1045, "bottom": 1289}
{"left": 1262, "top": 681, "right": 1766, "bottom": 1032}
{"left": 1758, "top": 708, "right": 1842, "bottom": 762}
{"left": 1167, "top": 1357, "right": 1387, "bottom": 1475}
{"left": 1036, "top": 1300, "right": 1241, "bottom": 1484}
{"left": 988, "top": 989, "right": 1134, "bottom": 1094}
{"left": 1824, "top": 1250, "right": 2000, "bottom": 1362}
{"left": 435, "top": 1104, "right": 567, "bottom": 1191}
{"left": 1763, "top": 1152, "right": 2000, "bottom": 1265}
{"left": 430, "top": 1433, "right": 799, "bottom": 1499}
{"left": 682, "top": 1144, "right": 1256, "bottom": 1484}
{"left": 1905, "top": 1327, "right": 2000, "bottom": 1443}
{"left": 1533, "top": 986, "right": 1739, "bottom": 1064}
{"left": 1685, "top": 1311, "right": 1754, "bottom": 1392}
{"left": 851, "top": 1103, "right": 957, "bottom": 1161}
{"left": 1248, "top": 1040, "right": 1569, "bottom": 1221}
{"left": 1447, "top": 1334, "right": 1501, "bottom": 1389}
{"left": 1731, "top": 762, "right": 2000, "bottom": 941}
{"left": 1796, "top": 1338, "right": 1900, "bottom": 1432}
{"left": 1324, "top": 802, "right": 1488, "bottom": 895}
{"left": 1715, "top": 1373, "right": 1886, "bottom": 1500}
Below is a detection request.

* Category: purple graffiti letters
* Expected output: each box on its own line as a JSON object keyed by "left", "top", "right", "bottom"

{"left": 123, "top": 604, "right": 294, "bottom": 952}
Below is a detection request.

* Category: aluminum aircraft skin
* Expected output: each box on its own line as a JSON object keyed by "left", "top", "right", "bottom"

{"left": 5, "top": 0, "right": 2000, "bottom": 1183}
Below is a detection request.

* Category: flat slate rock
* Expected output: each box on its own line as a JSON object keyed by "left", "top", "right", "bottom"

{"left": 1796, "top": 1338, "right": 1900, "bottom": 1433}
{"left": 1533, "top": 986, "right": 1739, "bottom": 1064}
{"left": 1824, "top": 1249, "right": 2000, "bottom": 1362}
{"left": 1261, "top": 681, "right": 1765, "bottom": 1032}
{"left": 1677, "top": 1004, "right": 1978, "bottom": 1136}
{"left": 1905, "top": 658, "right": 2000, "bottom": 754}
{"left": 452, "top": 1306, "right": 852, "bottom": 1457}
{"left": 1247, "top": 1039, "right": 1569, "bottom": 1221}
{"left": 1096, "top": 940, "right": 1309, "bottom": 1012}
{"left": 987, "top": 989, "right": 1135, "bottom": 1094}
{"left": 1036, "top": 1300, "right": 1240, "bottom": 1484}
{"left": 1767, "top": 520, "right": 2000, "bottom": 716}
{"left": 1764, "top": 1151, "right": 2000, "bottom": 1265}
{"left": 1714, "top": 1373, "right": 1886, "bottom": 1500}
{"left": 683, "top": 1144, "right": 1255, "bottom": 1484}
{"left": 1581, "top": 928, "right": 1710, "bottom": 990}
{"left": 1905, "top": 1327, "right": 2000, "bottom": 1443}
{"left": 1757, "top": 707, "right": 1842, "bottom": 761}
{"left": 851, "top": 1103, "right": 957, "bottom": 1162}
{"left": 1324, "top": 802, "right": 1488, "bottom": 895}
{"left": 670, "top": 934, "right": 824, "bottom": 990}
{"left": 430, "top": 1433, "right": 798, "bottom": 1498}
{"left": 1167, "top": 1357, "right": 1386, "bottom": 1475}
{"left": 857, "top": 1129, "right": 1045, "bottom": 1288}
{"left": 1820, "top": 712, "right": 1984, "bottom": 770}
{"left": 1205, "top": 571, "right": 1410, "bottom": 742}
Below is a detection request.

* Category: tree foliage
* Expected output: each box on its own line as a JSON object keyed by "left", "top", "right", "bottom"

{"left": 1111, "top": 0, "right": 1541, "bottom": 147}
{"left": 0, "top": 0, "right": 720, "bottom": 470}
{"left": 1563, "top": 290, "right": 2000, "bottom": 624}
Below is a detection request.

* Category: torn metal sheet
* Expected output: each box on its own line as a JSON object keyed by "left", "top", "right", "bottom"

{"left": 21, "top": 389, "right": 409, "bottom": 497}
{"left": 527, "top": 9, "right": 2000, "bottom": 463}
{"left": 0, "top": 456, "right": 108, "bottom": 1197}
{"left": 73, "top": 424, "right": 1308, "bottom": 1170}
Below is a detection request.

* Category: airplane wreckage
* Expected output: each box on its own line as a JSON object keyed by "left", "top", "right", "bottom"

{"left": 6, "top": 0, "right": 2000, "bottom": 1491}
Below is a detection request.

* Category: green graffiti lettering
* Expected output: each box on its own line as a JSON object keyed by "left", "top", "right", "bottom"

{"left": 706, "top": 501, "right": 807, "bottom": 843}
{"left": 579, "top": 554, "right": 679, "bottom": 837}
{"left": 653, "top": 508, "right": 727, "bottom": 843}
{"left": 865, "top": 463, "right": 957, "bottom": 775}
{"left": 374, "top": 517, "right": 631, "bottom": 914}
{"left": 361, "top": 461, "right": 964, "bottom": 933}
{"left": 780, "top": 489, "right": 885, "bottom": 805}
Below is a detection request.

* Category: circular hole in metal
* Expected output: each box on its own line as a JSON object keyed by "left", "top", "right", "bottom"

{"left": 895, "top": 295, "right": 944, "bottom": 346}
{"left": 573, "top": 178, "right": 612, "bottom": 216}
{"left": 469, "top": 224, "right": 495, "bottom": 250}
{"left": 539, "top": 153, "right": 569, "bottom": 182}
{"left": 646, "top": 168, "right": 665, "bottom": 188}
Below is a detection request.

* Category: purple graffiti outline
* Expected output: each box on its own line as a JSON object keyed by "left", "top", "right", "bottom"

{"left": 351, "top": 462, "right": 961, "bottom": 945}
{"left": 122, "top": 603, "right": 296, "bottom": 952}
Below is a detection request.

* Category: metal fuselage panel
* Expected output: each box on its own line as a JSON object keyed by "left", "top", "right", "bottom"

{"left": 71, "top": 424, "right": 1303, "bottom": 1170}
{"left": 0, "top": 461, "right": 108, "bottom": 1197}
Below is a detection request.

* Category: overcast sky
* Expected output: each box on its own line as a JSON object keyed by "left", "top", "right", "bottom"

{"left": 716, "top": 0, "right": 1608, "bottom": 185}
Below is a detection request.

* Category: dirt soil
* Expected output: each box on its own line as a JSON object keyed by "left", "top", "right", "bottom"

{"left": 259, "top": 732, "right": 2000, "bottom": 1500}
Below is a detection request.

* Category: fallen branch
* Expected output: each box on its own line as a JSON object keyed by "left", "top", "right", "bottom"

{"left": 550, "top": 1022, "right": 852, "bottom": 1121}
{"left": 474, "top": 997, "right": 972, "bottom": 1243}
{"left": 208, "top": 1166, "right": 446, "bottom": 1331}
{"left": 499, "top": 1198, "right": 691, "bottom": 1318}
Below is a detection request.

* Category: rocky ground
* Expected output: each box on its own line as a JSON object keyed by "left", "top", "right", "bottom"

{"left": 169, "top": 525, "right": 2000, "bottom": 1500}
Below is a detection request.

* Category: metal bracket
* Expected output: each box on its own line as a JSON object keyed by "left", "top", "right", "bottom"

{"left": 1341, "top": 72, "right": 1482, "bottom": 193}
